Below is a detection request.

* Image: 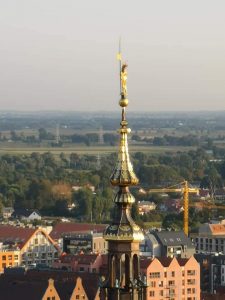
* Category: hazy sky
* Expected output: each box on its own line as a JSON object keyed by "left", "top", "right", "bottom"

{"left": 1, "top": 0, "right": 225, "bottom": 111}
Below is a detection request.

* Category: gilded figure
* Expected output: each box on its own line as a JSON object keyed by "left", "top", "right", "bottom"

{"left": 121, "top": 63, "right": 128, "bottom": 96}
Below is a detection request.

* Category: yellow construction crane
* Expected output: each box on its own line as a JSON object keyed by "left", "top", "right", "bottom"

{"left": 146, "top": 180, "right": 199, "bottom": 236}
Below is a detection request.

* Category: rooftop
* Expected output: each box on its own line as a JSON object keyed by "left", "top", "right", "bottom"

{"left": 0, "top": 269, "right": 99, "bottom": 300}
{"left": 152, "top": 230, "right": 194, "bottom": 247}
{"left": 50, "top": 222, "right": 106, "bottom": 240}
{"left": 0, "top": 225, "right": 36, "bottom": 249}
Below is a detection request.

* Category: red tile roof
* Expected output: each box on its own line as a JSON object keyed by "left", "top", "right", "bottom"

{"left": 209, "top": 224, "right": 225, "bottom": 235}
{"left": 156, "top": 256, "right": 173, "bottom": 267}
{"left": 176, "top": 257, "right": 189, "bottom": 266}
{"left": 0, "top": 225, "right": 35, "bottom": 249}
{"left": 60, "top": 253, "right": 100, "bottom": 265}
{"left": 140, "top": 257, "right": 153, "bottom": 269}
{"left": 50, "top": 222, "right": 106, "bottom": 240}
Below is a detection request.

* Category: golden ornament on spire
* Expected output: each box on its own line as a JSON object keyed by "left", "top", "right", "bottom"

{"left": 110, "top": 59, "right": 139, "bottom": 187}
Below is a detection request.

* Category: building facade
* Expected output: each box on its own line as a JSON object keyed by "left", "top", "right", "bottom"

{"left": 0, "top": 243, "right": 21, "bottom": 273}
{"left": 141, "top": 256, "right": 200, "bottom": 300}
{"left": 140, "top": 230, "right": 195, "bottom": 258}
{"left": 194, "top": 222, "right": 225, "bottom": 254}
{"left": 63, "top": 232, "right": 107, "bottom": 254}
{"left": 0, "top": 225, "right": 59, "bottom": 269}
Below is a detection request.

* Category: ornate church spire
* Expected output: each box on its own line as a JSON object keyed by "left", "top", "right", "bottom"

{"left": 101, "top": 51, "right": 146, "bottom": 300}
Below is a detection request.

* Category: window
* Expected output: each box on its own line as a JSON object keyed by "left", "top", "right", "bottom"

{"left": 150, "top": 281, "right": 156, "bottom": 287}
{"left": 187, "top": 279, "right": 195, "bottom": 285}
{"left": 171, "top": 271, "right": 175, "bottom": 277}
{"left": 187, "top": 270, "right": 196, "bottom": 276}
{"left": 2, "top": 256, "right": 6, "bottom": 260}
{"left": 159, "top": 290, "right": 163, "bottom": 296}
{"left": 149, "top": 272, "right": 160, "bottom": 278}
{"left": 164, "top": 272, "right": 167, "bottom": 278}
{"left": 79, "top": 267, "right": 84, "bottom": 272}
{"left": 159, "top": 281, "right": 163, "bottom": 287}
{"left": 14, "top": 255, "right": 19, "bottom": 260}
{"left": 34, "top": 238, "right": 38, "bottom": 245}
{"left": 149, "top": 291, "right": 155, "bottom": 297}
{"left": 76, "top": 296, "right": 79, "bottom": 299}
{"left": 168, "top": 281, "right": 175, "bottom": 286}
{"left": 8, "top": 255, "right": 12, "bottom": 260}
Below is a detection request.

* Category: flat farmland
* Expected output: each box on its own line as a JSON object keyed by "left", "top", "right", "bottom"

{"left": 0, "top": 143, "right": 197, "bottom": 156}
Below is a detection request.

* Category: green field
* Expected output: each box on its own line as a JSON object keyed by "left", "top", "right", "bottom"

{"left": 0, "top": 143, "right": 197, "bottom": 156}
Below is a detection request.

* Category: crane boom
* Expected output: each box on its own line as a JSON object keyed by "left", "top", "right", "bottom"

{"left": 147, "top": 181, "right": 199, "bottom": 236}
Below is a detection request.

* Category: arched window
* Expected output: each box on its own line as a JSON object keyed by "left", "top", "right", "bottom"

{"left": 133, "top": 254, "right": 139, "bottom": 280}
{"left": 111, "top": 255, "right": 116, "bottom": 286}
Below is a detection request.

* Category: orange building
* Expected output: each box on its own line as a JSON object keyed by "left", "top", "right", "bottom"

{"left": 0, "top": 249, "right": 21, "bottom": 273}
{"left": 141, "top": 256, "right": 200, "bottom": 300}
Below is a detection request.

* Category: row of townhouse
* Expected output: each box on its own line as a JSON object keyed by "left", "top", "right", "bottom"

{"left": 52, "top": 252, "right": 200, "bottom": 300}
{"left": 0, "top": 269, "right": 100, "bottom": 300}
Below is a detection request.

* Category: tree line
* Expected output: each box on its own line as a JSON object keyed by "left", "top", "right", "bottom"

{"left": 0, "top": 146, "right": 225, "bottom": 226}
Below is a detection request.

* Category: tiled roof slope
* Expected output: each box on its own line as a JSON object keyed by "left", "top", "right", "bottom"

{"left": 0, "top": 225, "right": 35, "bottom": 249}
{"left": 209, "top": 224, "right": 225, "bottom": 235}
{"left": 50, "top": 222, "right": 106, "bottom": 240}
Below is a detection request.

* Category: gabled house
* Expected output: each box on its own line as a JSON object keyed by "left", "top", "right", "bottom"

{"left": 0, "top": 225, "right": 59, "bottom": 268}
{"left": 2, "top": 207, "right": 14, "bottom": 219}
{"left": 12, "top": 208, "right": 41, "bottom": 221}
{"left": 0, "top": 269, "right": 100, "bottom": 300}
{"left": 148, "top": 230, "right": 195, "bottom": 257}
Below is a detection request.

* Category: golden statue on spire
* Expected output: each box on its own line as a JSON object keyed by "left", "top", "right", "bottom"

{"left": 121, "top": 63, "right": 128, "bottom": 97}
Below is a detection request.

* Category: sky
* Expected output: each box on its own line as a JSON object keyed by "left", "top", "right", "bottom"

{"left": 1, "top": 0, "right": 225, "bottom": 112}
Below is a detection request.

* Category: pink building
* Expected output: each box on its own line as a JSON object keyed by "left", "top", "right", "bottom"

{"left": 140, "top": 256, "right": 200, "bottom": 300}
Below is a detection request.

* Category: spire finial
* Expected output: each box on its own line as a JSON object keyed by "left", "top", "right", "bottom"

{"left": 117, "top": 39, "right": 129, "bottom": 111}
{"left": 110, "top": 50, "right": 138, "bottom": 187}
